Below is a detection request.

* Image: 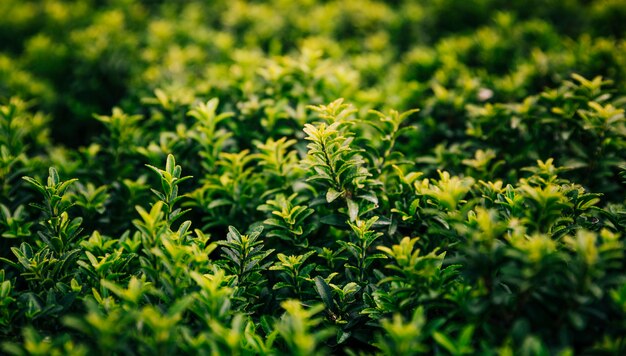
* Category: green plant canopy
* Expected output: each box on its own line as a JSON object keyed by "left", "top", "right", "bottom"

{"left": 1, "top": 0, "right": 626, "bottom": 354}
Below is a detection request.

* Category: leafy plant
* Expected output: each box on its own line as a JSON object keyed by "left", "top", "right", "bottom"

{"left": 217, "top": 226, "right": 274, "bottom": 311}
{"left": 1, "top": 1, "right": 626, "bottom": 354}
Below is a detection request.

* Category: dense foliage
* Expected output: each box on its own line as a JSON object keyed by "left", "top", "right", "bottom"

{"left": 2, "top": 0, "right": 626, "bottom": 354}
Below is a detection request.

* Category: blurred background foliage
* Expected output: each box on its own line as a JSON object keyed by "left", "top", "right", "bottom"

{"left": 1, "top": 0, "right": 625, "bottom": 144}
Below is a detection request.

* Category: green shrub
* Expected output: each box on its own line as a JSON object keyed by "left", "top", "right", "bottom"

{"left": 1, "top": 0, "right": 626, "bottom": 354}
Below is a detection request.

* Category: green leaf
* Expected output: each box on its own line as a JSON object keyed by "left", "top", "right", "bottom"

{"left": 314, "top": 276, "right": 334, "bottom": 311}
{"left": 273, "top": 282, "right": 292, "bottom": 290}
{"left": 433, "top": 331, "right": 458, "bottom": 355}
{"left": 320, "top": 214, "right": 348, "bottom": 227}
{"left": 326, "top": 188, "right": 343, "bottom": 203}
{"left": 346, "top": 198, "right": 359, "bottom": 222}
{"left": 0, "top": 280, "right": 11, "bottom": 298}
